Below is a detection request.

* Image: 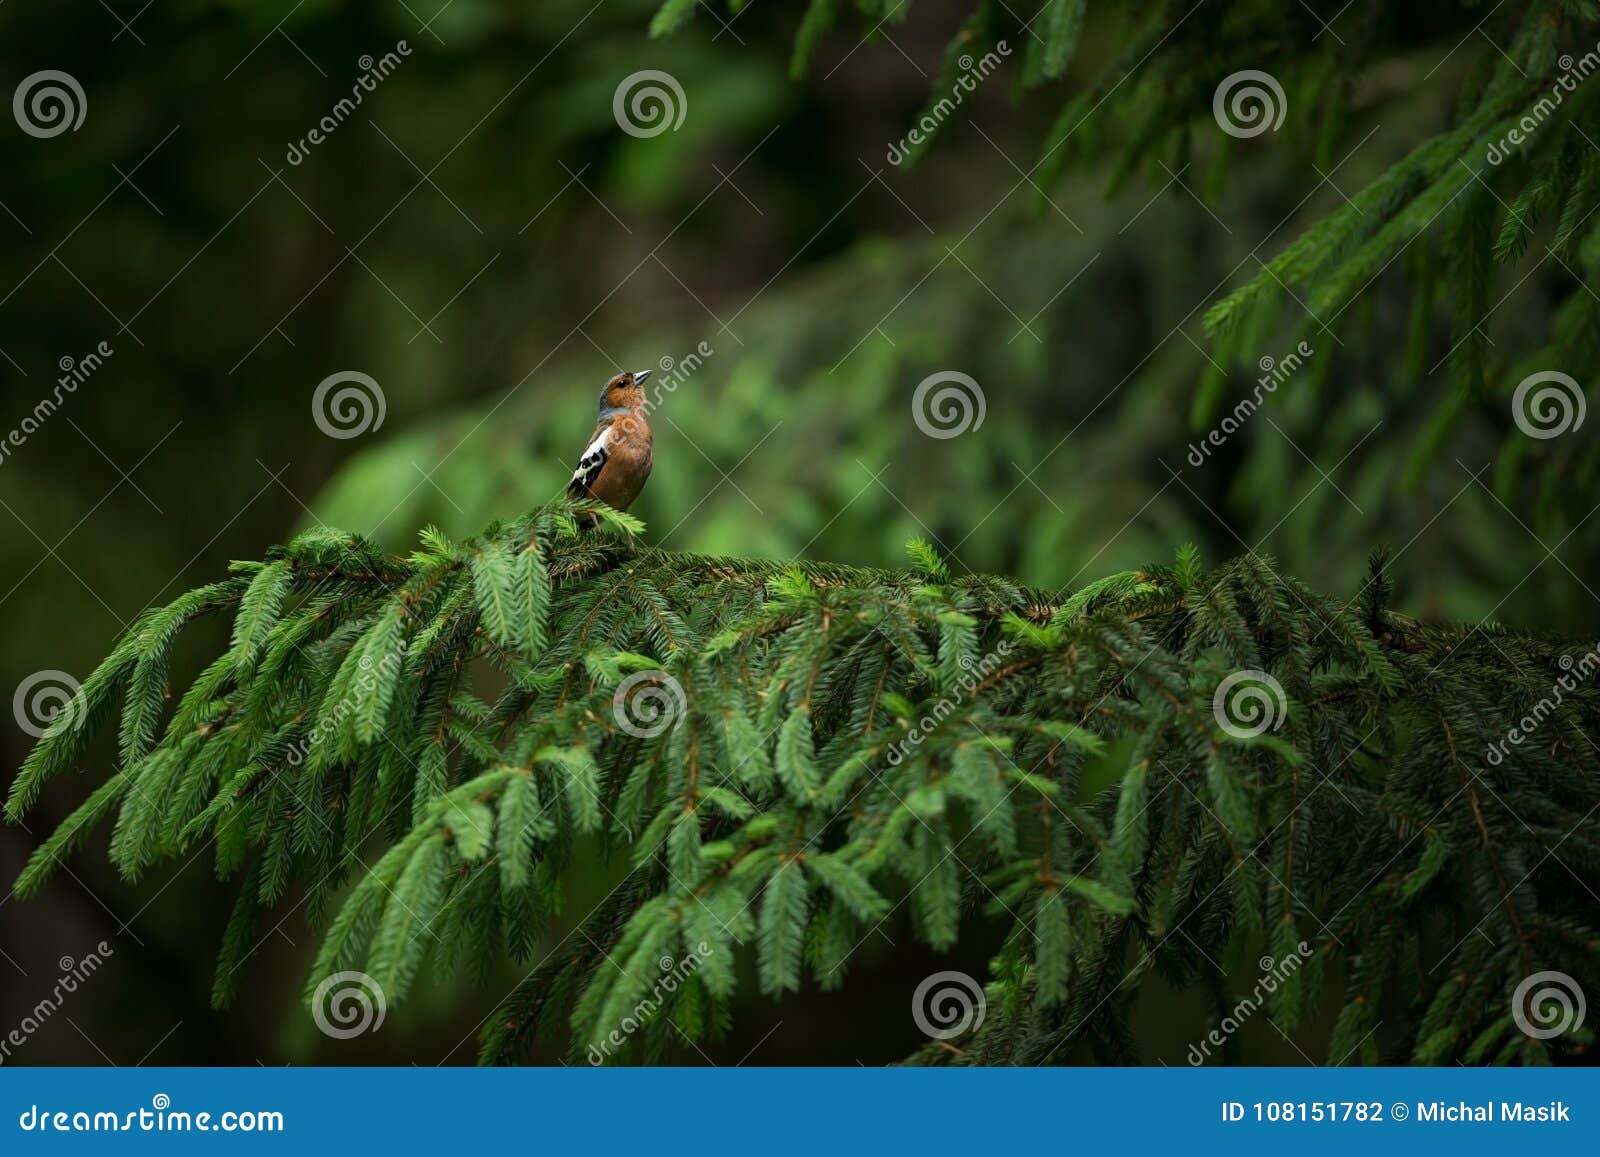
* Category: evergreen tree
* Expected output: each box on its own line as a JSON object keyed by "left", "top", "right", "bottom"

{"left": 720, "top": 0, "right": 1600, "bottom": 538}
{"left": 8, "top": 499, "right": 1597, "bottom": 1064}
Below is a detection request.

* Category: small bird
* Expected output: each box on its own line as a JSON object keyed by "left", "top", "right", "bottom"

{"left": 567, "top": 369, "right": 655, "bottom": 525}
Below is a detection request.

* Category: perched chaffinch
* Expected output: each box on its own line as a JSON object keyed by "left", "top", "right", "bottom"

{"left": 567, "top": 369, "right": 655, "bottom": 525}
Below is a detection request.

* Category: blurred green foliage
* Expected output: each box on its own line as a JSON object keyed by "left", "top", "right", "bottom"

{"left": 3, "top": 0, "right": 1597, "bottom": 1063}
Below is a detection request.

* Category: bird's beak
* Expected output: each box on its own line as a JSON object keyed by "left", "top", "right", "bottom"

{"left": 632, "top": 369, "right": 652, "bottom": 385}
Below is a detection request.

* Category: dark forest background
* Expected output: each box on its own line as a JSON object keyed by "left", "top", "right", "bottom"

{"left": 2, "top": 0, "right": 1595, "bottom": 1064}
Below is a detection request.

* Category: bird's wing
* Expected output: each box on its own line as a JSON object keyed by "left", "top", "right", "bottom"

{"left": 566, "top": 424, "right": 611, "bottom": 498}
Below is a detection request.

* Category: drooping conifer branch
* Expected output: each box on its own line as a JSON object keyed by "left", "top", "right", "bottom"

{"left": 7, "top": 500, "right": 1597, "bottom": 1065}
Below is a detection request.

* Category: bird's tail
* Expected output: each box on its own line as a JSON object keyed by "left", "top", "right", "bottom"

{"left": 566, "top": 481, "right": 600, "bottom": 531}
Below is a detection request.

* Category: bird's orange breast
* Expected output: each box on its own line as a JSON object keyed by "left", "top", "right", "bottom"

{"left": 592, "top": 414, "right": 653, "bottom": 510}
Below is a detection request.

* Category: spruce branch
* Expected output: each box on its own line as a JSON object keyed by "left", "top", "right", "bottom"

{"left": 7, "top": 500, "right": 1598, "bottom": 1065}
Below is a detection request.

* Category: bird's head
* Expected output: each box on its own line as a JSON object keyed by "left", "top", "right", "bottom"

{"left": 599, "top": 369, "right": 652, "bottom": 416}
